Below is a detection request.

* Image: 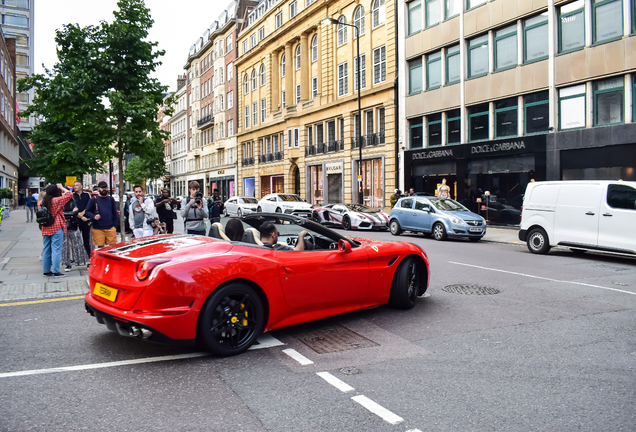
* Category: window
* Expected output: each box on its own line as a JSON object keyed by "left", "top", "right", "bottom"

{"left": 408, "top": 1, "right": 422, "bottom": 35}
{"left": 446, "top": 44, "right": 460, "bottom": 84}
{"left": 243, "top": 40, "right": 248, "bottom": 54}
{"left": 339, "top": 118, "right": 345, "bottom": 141}
{"left": 378, "top": 108, "right": 385, "bottom": 142}
{"left": 226, "top": 34, "right": 233, "bottom": 52}
{"left": 5, "top": 33, "right": 27, "bottom": 46}
{"left": 290, "top": 1, "right": 297, "bottom": 18}
{"left": 15, "top": 53, "right": 28, "bottom": 66}
{"left": 592, "top": 0, "right": 623, "bottom": 44}
{"left": 559, "top": 84, "right": 586, "bottom": 130}
{"left": 276, "top": 12, "right": 283, "bottom": 28}
{"left": 338, "top": 62, "right": 348, "bottom": 96}
{"left": 311, "top": 35, "right": 318, "bottom": 62}
{"left": 468, "top": 103, "right": 489, "bottom": 142}
{"left": 316, "top": 123, "right": 324, "bottom": 144}
{"left": 446, "top": 0, "right": 460, "bottom": 19}
{"left": 467, "top": 0, "right": 487, "bottom": 9}
{"left": 373, "top": 46, "right": 386, "bottom": 84}
{"left": 312, "top": 77, "right": 318, "bottom": 98}
{"left": 252, "top": 102, "right": 258, "bottom": 126}
{"left": 594, "top": 76, "right": 624, "bottom": 126}
{"left": 260, "top": 64, "right": 266, "bottom": 86}
{"left": 3, "top": 13, "right": 28, "bottom": 27}
{"left": 426, "top": 0, "right": 441, "bottom": 28}
{"left": 468, "top": 35, "right": 488, "bottom": 78}
{"left": 227, "top": 120, "right": 234, "bottom": 136}
{"left": 244, "top": 74, "right": 249, "bottom": 94}
{"left": 607, "top": 184, "right": 636, "bottom": 210}
{"left": 427, "top": 113, "right": 442, "bottom": 146}
{"left": 281, "top": 54, "right": 286, "bottom": 77}
{"left": 365, "top": 110, "right": 374, "bottom": 136}
{"left": 227, "top": 91, "right": 233, "bottom": 109}
{"left": 354, "top": 6, "right": 365, "bottom": 36}
{"left": 372, "top": 0, "right": 386, "bottom": 28}
{"left": 261, "top": 98, "right": 267, "bottom": 122}
{"left": 4, "top": 0, "right": 30, "bottom": 7}
{"left": 295, "top": 44, "right": 301, "bottom": 70}
{"left": 250, "top": 34, "right": 256, "bottom": 49}
{"left": 559, "top": 0, "right": 585, "bottom": 53}
{"left": 296, "top": 84, "right": 301, "bottom": 104}
{"left": 307, "top": 126, "right": 313, "bottom": 147}
{"left": 524, "top": 91, "right": 549, "bottom": 135}
{"left": 495, "top": 98, "right": 518, "bottom": 138}
{"left": 219, "top": 95, "right": 224, "bottom": 111}
{"left": 282, "top": 91, "right": 286, "bottom": 108}
{"left": 337, "top": 16, "right": 347, "bottom": 46}
{"left": 408, "top": 58, "right": 422, "bottom": 95}
{"left": 251, "top": 70, "right": 257, "bottom": 91}
{"left": 354, "top": 54, "right": 366, "bottom": 91}
{"left": 245, "top": 106, "right": 250, "bottom": 128}
{"left": 524, "top": 13, "right": 549, "bottom": 63}
{"left": 227, "top": 63, "right": 233, "bottom": 81}
{"left": 409, "top": 118, "right": 423, "bottom": 149}
{"left": 446, "top": 108, "right": 461, "bottom": 144}
{"left": 427, "top": 51, "right": 441, "bottom": 89}
{"left": 494, "top": 25, "right": 517, "bottom": 71}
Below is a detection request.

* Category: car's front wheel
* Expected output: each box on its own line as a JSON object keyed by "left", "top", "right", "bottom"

{"left": 198, "top": 283, "right": 265, "bottom": 356}
{"left": 312, "top": 211, "right": 321, "bottom": 223}
{"left": 237, "top": 208, "right": 243, "bottom": 218}
{"left": 275, "top": 207, "right": 282, "bottom": 213}
{"left": 390, "top": 219, "right": 401, "bottom": 236}
{"left": 222, "top": 208, "right": 228, "bottom": 217}
{"left": 389, "top": 256, "right": 422, "bottom": 309}
{"left": 527, "top": 228, "right": 551, "bottom": 254}
{"left": 432, "top": 223, "right": 447, "bottom": 241}
{"left": 342, "top": 216, "right": 351, "bottom": 230}
{"left": 256, "top": 206, "right": 262, "bottom": 212}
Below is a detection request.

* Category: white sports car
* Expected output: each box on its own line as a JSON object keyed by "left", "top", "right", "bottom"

{"left": 223, "top": 196, "right": 259, "bottom": 218}
{"left": 257, "top": 193, "right": 313, "bottom": 218}
{"left": 313, "top": 203, "right": 389, "bottom": 230}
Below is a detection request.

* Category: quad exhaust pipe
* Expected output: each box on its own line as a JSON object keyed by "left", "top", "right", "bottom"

{"left": 117, "top": 324, "right": 153, "bottom": 339}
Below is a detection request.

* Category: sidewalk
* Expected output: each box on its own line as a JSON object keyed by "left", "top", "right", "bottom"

{"left": 482, "top": 225, "right": 521, "bottom": 245}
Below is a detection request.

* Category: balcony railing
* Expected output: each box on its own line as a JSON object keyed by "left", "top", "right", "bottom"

{"left": 305, "top": 145, "right": 316, "bottom": 156}
{"left": 352, "top": 134, "right": 384, "bottom": 149}
{"left": 274, "top": 150, "right": 284, "bottom": 160}
{"left": 327, "top": 140, "right": 344, "bottom": 152}
{"left": 316, "top": 143, "right": 326, "bottom": 154}
{"left": 242, "top": 157, "right": 255, "bottom": 166}
{"left": 258, "top": 152, "right": 283, "bottom": 163}
{"left": 197, "top": 114, "right": 212, "bottom": 128}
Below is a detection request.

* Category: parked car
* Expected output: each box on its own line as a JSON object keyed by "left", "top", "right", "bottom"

{"left": 480, "top": 200, "right": 522, "bottom": 224}
{"left": 85, "top": 214, "right": 431, "bottom": 356}
{"left": 389, "top": 196, "right": 487, "bottom": 241}
{"left": 257, "top": 193, "right": 313, "bottom": 217}
{"left": 224, "top": 196, "right": 259, "bottom": 218}
{"left": 313, "top": 203, "right": 389, "bottom": 230}
{"left": 519, "top": 180, "right": 636, "bottom": 255}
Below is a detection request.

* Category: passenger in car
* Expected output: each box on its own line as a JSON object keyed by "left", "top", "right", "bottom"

{"left": 225, "top": 218, "right": 245, "bottom": 241}
{"left": 259, "top": 222, "right": 307, "bottom": 251}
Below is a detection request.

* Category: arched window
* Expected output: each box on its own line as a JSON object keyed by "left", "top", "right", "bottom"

{"left": 311, "top": 35, "right": 318, "bottom": 62}
{"left": 295, "top": 44, "right": 301, "bottom": 70}
{"left": 251, "top": 70, "right": 257, "bottom": 91}
{"left": 372, "top": 0, "right": 385, "bottom": 28}
{"left": 353, "top": 6, "right": 365, "bottom": 36}
{"left": 244, "top": 74, "right": 249, "bottom": 94}
{"left": 260, "top": 64, "right": 266, "bottom": 86}
{"left": 337, "top": 16, "right": 347, "bottom": 46}
{"left": 281, "top": 53, "right": 286, "bottom": 77}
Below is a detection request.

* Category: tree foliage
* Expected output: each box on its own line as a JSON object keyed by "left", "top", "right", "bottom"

{"left": 124, "top": 154, "right": 164, "bottom": 186}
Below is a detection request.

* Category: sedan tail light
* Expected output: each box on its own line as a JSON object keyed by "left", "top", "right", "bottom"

{"left": 136, "top": 258, "right": 171, "bottom": 281}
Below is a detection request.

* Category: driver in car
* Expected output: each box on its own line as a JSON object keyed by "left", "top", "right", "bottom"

{"left": 259, "top": 222, "right": 308, "bottom": 251}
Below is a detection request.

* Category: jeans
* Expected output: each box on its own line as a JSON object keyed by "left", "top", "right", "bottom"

{"left": 187, "top": 230, "right": 205, "bottom": 236}
{"left": 42, "top": 228, "right": 64, "bottom": 274}
{"left": 26, "top": 206, "right": 34, "bottom": 222}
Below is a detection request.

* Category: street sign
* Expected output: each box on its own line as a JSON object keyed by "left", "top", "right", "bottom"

{"left": 357, "top": 175, "right": 362, "bottom": 182}
{"left": 66, "top": 176, "right": 77, "bottom": 187}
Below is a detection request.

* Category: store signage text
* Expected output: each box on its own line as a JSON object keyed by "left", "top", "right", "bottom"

{"left": 217, "top": 170, "right": 225, "bottom": 174}
{"left": 259, "top": 165, "right": 285, "bottom": 176}
{"left": 412, "top": 149, "right": 454, "bottom": 160}
{"left": 471, "top": 141, "right": 526, "bottom": 154}
{"left": 325, "top": 163, "right": 342, "bottom": 174}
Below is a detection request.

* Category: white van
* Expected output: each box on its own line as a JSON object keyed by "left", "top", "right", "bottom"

{"left": 519, "top": 181, "right": 636, "bottom": 255}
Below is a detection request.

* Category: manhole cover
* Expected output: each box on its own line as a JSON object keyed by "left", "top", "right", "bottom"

{"left": 288, "top": 321, "right": 379, "bottom": 354}
{"left": 442, "top": 284, "right": 501, "bottom": 295}
{"left": 340, "top": 366, "right": 361, "bottom": 375}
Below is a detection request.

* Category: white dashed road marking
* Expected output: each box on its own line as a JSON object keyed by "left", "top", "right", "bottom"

{"left": 316, "top": 371, "right": 354, "bottom": 392}
{"left": 351, "top": 395, "right": 404, "bottom": 425}
{"left": 449, "top": 261, "right": 636, "bottom": 296}
{"left": 282, "top": 348, "right": 314, "bottom": 365}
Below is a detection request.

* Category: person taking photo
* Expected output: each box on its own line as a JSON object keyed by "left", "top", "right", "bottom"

{"left": 181, "top": 181, "right": 208, "bottom": 235}
{"left": 155, "top": 188, "right": 178, "bottom": 234}
{"left": 39, "top": 183, "right": 73, "bottom": 277}
{"left": 129, "top": 185, "right": 156, "bottom": 239}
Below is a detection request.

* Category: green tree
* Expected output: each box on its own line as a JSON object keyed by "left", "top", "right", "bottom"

{"left": 124, "top": 154, "right": 165, "bottom": 186}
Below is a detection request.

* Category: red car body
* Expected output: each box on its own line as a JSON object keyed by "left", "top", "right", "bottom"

{"left": 85, "top": 215, "right": 430, "bottom": 355}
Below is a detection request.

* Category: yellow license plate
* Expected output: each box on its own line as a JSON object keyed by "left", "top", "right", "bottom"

{"left": 94, "top": 283, "right": 118, "bottom": 302}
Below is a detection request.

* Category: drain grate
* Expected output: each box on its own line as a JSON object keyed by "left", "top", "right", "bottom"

{"left": 442, "top": 284, "right": 501, "bottom": 295}
{"left": 288, "top": 321, "right": 379, "bottom": 354}
{"left": 340, "top": 366, "right": 361, "bottom": 375}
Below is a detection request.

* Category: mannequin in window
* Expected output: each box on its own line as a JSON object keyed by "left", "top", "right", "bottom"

{"left": 437, "top": 178, "right": 450, "bottom": 199}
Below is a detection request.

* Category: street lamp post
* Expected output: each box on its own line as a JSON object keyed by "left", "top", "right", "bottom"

{"left": 323, "top": 17, "right": 363, "bottom": 205}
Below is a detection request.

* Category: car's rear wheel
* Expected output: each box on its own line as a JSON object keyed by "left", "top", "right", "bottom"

{"left": 389, "top": 256, "right": 421, "bottom": 309}
{"left": 390, "top": 219, "right": 401, "bottom": 236}
{"left": 275, "top": 207, "right": 282, "bottom": 213}
{"left": 432, "top": 223, "right": 447, "bottom": 241}
{"left": 256, "top": 206, "right": 262, "bottom": 212}
{"left": 527, "top": 228, "right": 551, "bottom": 254}
{"left": 342, "top": 216, "right": 351, "bottom": 230}
{"left": 198, "top": 283, "right": 265, "bottom": 356}
{"left": 237, "top": 208, "right": 243, "bottom": 218}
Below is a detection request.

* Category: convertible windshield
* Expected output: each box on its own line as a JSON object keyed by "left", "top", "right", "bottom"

{"left": 278, "top": 194, "right": 303, "bottom": 202}
{"left": 429, "top": 198, "right": 469, "bottom": 212}
{"left": 343, "top": 204, "right": 378, "bottom": 213}
{"left": 241, "top": 198, "right": 258, "bottom": 204}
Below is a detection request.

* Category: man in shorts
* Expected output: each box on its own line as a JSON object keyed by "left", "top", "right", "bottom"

{"left": 85, "top": 181, "right": 119, "bottom": 248}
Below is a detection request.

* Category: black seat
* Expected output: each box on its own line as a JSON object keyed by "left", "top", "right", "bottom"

{"left": 241, "top": 228, "right": 264, "bottom": 245}
{"left": 209, "top": 222, "right": 230, "bottom": 241}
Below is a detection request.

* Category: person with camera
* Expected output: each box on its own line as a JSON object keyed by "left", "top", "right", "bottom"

{"left": 155, "top": 188, "right": 178, "bottom": 234}
{"left": 208, "top": 188, "right": 224, "bottom": 224}
{"left": 61, "top": 196, "right": 89, "bottom": 271}
{"left": 181, "top": 181, "right": 208, "bottom": 235}
{"left": 129, "top": 185, "right": 157, "bottom": 239}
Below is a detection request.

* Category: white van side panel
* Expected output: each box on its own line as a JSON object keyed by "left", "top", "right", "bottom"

{"left": 553, "top": 184, "right": 602, "bottom": 247}
{"left": 521, "top": 183, "right": 558, "bottom": 242}
{"left": 598, "top": 183, "right": 636, "bottom": 253}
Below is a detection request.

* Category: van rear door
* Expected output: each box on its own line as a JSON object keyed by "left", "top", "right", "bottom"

{"left": 554, "top": 183, "right": 602, "bottom": 247}
{"left": 598, "top": 183, "right": 636, "bottom": 254}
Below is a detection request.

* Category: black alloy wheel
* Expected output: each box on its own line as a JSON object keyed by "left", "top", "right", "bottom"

{"left": 312, "top": 211, "right": 321, "bottom": 223}
{"left": 527, "top": 228, "right": 551, "bottom": 254}
{"left": 199, "top": 283, "right": 265, "bottom": 356}
{"left": 390, "top": 219, "right": 402, "bottom": 236}
{"left": 389, "top": 256, "right": 421, "bottom": 309}
{"left": 432, "top": 223, "right": 447, "bottom": 241}
{"left": 342, "top": 215, "right": 351, "bottom": 230}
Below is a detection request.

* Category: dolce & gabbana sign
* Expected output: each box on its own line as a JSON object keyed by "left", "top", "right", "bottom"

{"left": 411, "top": 148, "right": 454, "bottom": 160}
{"left": 471, "top": 141, "right": 526, "bottom": 154}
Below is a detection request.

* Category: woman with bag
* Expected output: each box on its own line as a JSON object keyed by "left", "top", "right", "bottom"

{"left": 61, "top": 197, "right": 89, "bottom": 271}
{"left": 39, "top": 184, "right": 73, "bottom": 277}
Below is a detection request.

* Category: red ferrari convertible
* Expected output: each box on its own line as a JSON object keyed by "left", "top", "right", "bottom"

{"left": 85, "top": 214, "right": 430, "bottom": 356}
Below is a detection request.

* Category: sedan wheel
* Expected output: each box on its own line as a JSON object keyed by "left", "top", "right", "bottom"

{"left": 222, "top": 208, "right": 228, "bottom": 217}
{"left": 256, "top": 206, "right": 262, "bottom": 213}
{"left": 198, "top": 283, "right": 265, "bottom": 357}
{"left": 432, "top": 223, "right": 447, "bottom": 241}
{"left": 390, "top": 220, "right": 401, "bottom": 236}
{"left": 275, "top": 207, "right": 282, "bottom": 213}
{"left": 237, "top": 208, "right": 243, "bottom": 218}
{"left": 389, "top": 256, "right": 421, "bottom": 309}
{"left": 342, "top": 216, "right": 351, "bottom": 230}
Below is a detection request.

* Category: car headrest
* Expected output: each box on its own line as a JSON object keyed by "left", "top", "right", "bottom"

{"left": 242, "top": 227, "right": 264, "bottom": 246}
{"left": 209, "top": 222, "right": 230, "bottom": 241}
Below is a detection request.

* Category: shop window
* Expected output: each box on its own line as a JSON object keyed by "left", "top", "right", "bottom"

{"left": 524, "top": 91, "right": 549, "bottom": 135}
{"left": 446, "top": 109, "right": 461, "bottom": 145}
{"left": 559, "top": 84, "right": 586, "bottom": 130}
{"left": 494, "top": 25, "right": 517, "bottom": 71}
{"left": 524, "top": 13, "right": 549, "bottom": 63}
{"left": 495, "top": 97, "right": 518, "bottom": 138}
{"left": 409, "top": 58, "right": 422, "bottom": 95}
{"left": 445, "top": 44, "right": 460, "bottom": 84}
{"left": 607, "top": 184, "right": 636, "bottom": 210}
{"left": 309, "top": 165, "right": 324, "bottom": 205}
{"left": 592, "top": 0, "right": 623, "bottom": 44}
{"left": 468, "top": 103, "right": 489, "bottom": 142}
{"left": 338, "top": 62, "right": 348, "bottom": 96}
{"left": 426, "top": 0, "right": 441, "bottom": 28}
{"left": 408, "top": 0, "right": 422, "bottom": 36}
{"left": 427, "top": 113, "right": 442, "bottom": 147}
{"left": 409, "top": 117, "right": 424, "bottom": 149}
{"left": 466, "top": 0, "right": 487, "bottom": 10}
{"left": 354, "top": 54, "right": 366, "bottom": 91}
{"left": 593, "top": 76, "right": 624, "bottom": 126}
{"left": 446, "top": 0, "right": 460, "bottom": 19}
{"left": 559, "top": 0, "right": 585, "bottom": 53}
{"left": 361, "top": 159, "right": 384, "bottom": 208}
{"left": 427, "top": 51, "right": 441, "bottom": 90}
{"left": 468, "top": 35, "right": 488, "bottom": 79}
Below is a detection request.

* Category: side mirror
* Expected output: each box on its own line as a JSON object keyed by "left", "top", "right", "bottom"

{"left": 338, "top": 239, "right": 352, "bottom": 253}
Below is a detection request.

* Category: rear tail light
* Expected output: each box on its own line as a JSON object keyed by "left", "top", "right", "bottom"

{"left": 135, "top": 259, "right": 171, "bottom": 281}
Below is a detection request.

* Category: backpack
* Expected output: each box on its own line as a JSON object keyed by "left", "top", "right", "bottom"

{"left": 36, "top": 206, "right": 55, "bottom": 227}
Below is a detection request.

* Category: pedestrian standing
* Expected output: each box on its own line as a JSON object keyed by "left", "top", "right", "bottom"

{"left": 390, "top": 189, "right": 401, "bottom": 208}
{"left": 61, "top": 198, "right": 89, "bottom": 271}
{"left": 208, "top": 188, "right": 224, "bottom": 224}
{"left": 39, "top": 184, "right": 73, "bottom": 277}
{"left": 181, "top": 181, "right": 208, "bottom": 235}
{"left": 85, "top": 181, "right": 119, "bottom": 248}
{"left": 72, "top": 181, "right": 93, "bottom": 257}
{"left": 25, "top": 193, "right": 36, "bottom": 222}
{"left": 129, "top": 185, "right": 156, "bottom": 239}
{"left": 155, "top": 188, "right": 178, "bottom": 234}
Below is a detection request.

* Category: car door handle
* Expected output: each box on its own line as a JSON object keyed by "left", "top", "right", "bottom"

{"left": 282, "top": 266, "right": 293, "bottom": 273}
{"left": 603, "top": 213, "right": 612, "bottom": 217}
{"left": 585, "top": 211, "right": 595, "bottom": 216}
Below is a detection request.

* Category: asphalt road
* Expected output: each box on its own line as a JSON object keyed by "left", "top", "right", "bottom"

{"left": 1, "top": 224, "right": 635, "bottom": 431}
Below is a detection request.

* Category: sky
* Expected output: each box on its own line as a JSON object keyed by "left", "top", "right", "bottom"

{"left": 34, "top": 0, "right": 228, "bottom": 92}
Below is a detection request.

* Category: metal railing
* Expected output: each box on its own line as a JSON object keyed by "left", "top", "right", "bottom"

{"left": 197, "top": 115, "right": 212, "bottom": 128}
{"left": 241, "top": 157, "right": 255, "bottom": 166}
